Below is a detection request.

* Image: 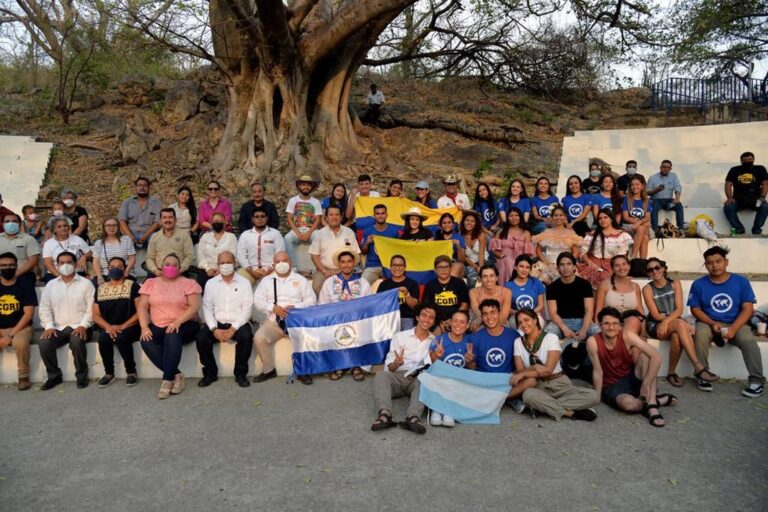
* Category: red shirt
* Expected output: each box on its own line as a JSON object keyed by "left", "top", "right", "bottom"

{"left": 595, "top": 331, "right": 634, "bottom": 388}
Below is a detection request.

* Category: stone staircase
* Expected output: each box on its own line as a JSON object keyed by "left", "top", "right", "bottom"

{"left": 0, "top": 135, "right": 53, "bottom": 213}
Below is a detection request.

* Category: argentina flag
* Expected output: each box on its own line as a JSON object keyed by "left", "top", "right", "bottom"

{"left": 418, "top": 361, "right": 511, "bottom": 424}
{"left": 286, "top": 289, "right": 401, "bottom": 375}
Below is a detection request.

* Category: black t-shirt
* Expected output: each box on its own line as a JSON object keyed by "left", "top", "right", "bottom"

{"left": 582, "top": 177, "right": 602, "bottom": 195}
{"left": 423, "top": 276, "right": 470, "bottom": 322}
{"left": 546, "top": 277, "right": 593, "bottom": 319}
{"left": 66, "top": 205, "right": 89, "bottom": 241}
{"left": 238, "top": 200, "right": 280, "bottom": 234}
{"left": 377, "top": 277, "right": 420, "bottom": 318}
{"left": 0, "top": 279, "right": 38, "bottom": 328}
{"left": 616, "top": 173, "right": 644, "bottom": 194}
{"left": 400, "top": 229, "right": 433, "bottom": 241}
{"left": 726, "top": 164, "right": 768, "bottom": 203}
{"left": 95, "top": 279, "right": 140, "bottom": 325}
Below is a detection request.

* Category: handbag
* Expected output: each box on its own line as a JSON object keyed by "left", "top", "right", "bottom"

{"left": 629, "top": 258, "right": 649, "bottom": 278}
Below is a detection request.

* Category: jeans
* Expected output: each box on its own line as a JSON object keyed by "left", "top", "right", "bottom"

{"left": 196, "top": 324, "right": 253, "bottom": 378}
{"left": 97, "top": 326, "right": 140, "bottom": 375}
{"left": 39, "top": 326, "right": 91, "bottom": 381}
{"left": 723, "top": 200, "right": 768, "bottom": 234}
{"left": 284, "top": 230, "right": 316, "bottom": 265}
{"left": 141, "top": 321, "right": 199, "bottom": 380}
{"left": 650, "top": 198, "right": 685, "bottom": 229}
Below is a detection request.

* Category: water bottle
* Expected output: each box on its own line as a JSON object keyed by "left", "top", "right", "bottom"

{"left": 730, "top": 228, "right": 737, "bottom": 237}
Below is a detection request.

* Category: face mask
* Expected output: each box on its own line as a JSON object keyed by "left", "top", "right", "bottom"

{"left": 274, "top": 261, "right": 290, "bottom": 275}
{"left": 58, "top": 263, "right": 75, "bottom": 276}
{"left": 53, "top": 210, "right": 64, "bottom": 217}
{"left": 212, "top": 222, "right": 225, "bottom": 233}
{"left": 590, "top": 170, "right": 601, "bottom": 178}
{"left": 27, "top": 213, "right": 38, "bottom": 221}
{"left": 743, "top": 162, "right": 753, "bottom": 168}
{"left": 63, "top": 199, "right": 75, "bottom": 208}
{"left": 626, "top": 167, "right": 637, "bottom": 175}
{"left": 0, "top": 267, "right": 16, "bottom": 280}
{"left": 219, "top": 263, "right": 234, "bottom": 276}
{"left": 3, "top": 222, "right": 20, "bottom": 235}
{"left": 108, "top": 267, "right": 124, "bottom": 281}
{"left": 162, "top": 265, "right": 179, "bottom": 279}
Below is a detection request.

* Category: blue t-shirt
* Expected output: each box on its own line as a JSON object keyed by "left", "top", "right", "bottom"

{"left": 474, "top": 199, "right": 499, "bottom": 229}
{"left": 505, "top": 277, "right": 545, "bottom": 310}
{"left": 562, "top": 194, "right": 592, "bottom": 222}
{"left": 436, "top": 231, "right": 466, "bottom": 260}
{"left": 621, "top": 197, "right": 653, "bottom": 219}
{"left": 531, "top": 195, "right": 559, "bottom": 219}
{"left": 362, "top": 224, "right": 401, "bottom": 268}
{"left": 472, "top": 327, "right": 519, "bottom": 373}
{"left": 430, "top": 332, "right": 470, "bottom": 368}
{"left": 498, "top": 197, "right": 531, "bottom": 216}
{"left": 591, "top": 194, "right": 613, "bottom": 212}
{"left": 687, "top": 273, "right": 756, "bottom": 324}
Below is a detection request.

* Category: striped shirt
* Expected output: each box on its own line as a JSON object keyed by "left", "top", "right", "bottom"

{"left": 92, "top": 236, "right": 136, "bottom": 275}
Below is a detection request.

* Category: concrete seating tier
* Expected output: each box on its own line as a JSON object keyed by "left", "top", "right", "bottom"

{"left": 0, "top": 135, "right": 54, "bottom": 213}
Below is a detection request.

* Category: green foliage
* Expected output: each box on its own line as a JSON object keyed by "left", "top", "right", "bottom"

{"left": 474, "top": 157, "right": 494, "bottom": 179}
{"left": 502, "top": 168, "right": 520, "bottom": 192}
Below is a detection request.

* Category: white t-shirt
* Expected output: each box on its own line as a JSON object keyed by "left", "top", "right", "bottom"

{"left": 42, "top": 235, "right": 91, "bottom": 261}
{"left": 285, "top": 195, "right": 322, "bottom": 232}
{"left": 514, "top": 332, "right": 562, "bottom": 373}
{"left": 437, "top": 193, "right": 470, "bottom": 210}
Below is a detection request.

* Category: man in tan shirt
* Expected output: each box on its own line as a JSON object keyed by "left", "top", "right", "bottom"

{"left": 145, "top": 208, "right": 194, "bottom": 276}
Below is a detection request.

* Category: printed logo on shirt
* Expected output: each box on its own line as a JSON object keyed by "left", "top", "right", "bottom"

{"left": 486, "top": 347, "right": 506, "bottom": 368}
{"left": 483, "top": 209, "right": 494, "bottom": 222}
{"left": 568, "top": 203, "right": 583, "bottom": 218}
{"left": 0, "top": 294, "right": 20, "bottom": 315}
{"left": 630, "top": 206, "right": 645, "bottom": 218}
{"left": 738, "top": 174, "right": 755, "bottom": 185}
{"left": 444, "top": 353, "right": 466, "bottom": 367}
{"left": 710, "top": 293, "right": 734, "bottom": 314}
{"left": 434, "top": 290, "right": 458, "bottom": 307}
{"left": 538, "top": 205, "right": 550, "bottom": 217}
{"left": 515, "top": 294, "right": 534, "bottom": 310}
{"left": 334, "top": 324, "right": 357, "bottom": 347}
{"left": 293, "top": 202, "right": 316, "bottom": 229}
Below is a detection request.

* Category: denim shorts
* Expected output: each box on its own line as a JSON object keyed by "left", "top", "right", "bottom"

{"left": 602, "top": 373, "right": 642, "bottom": 409}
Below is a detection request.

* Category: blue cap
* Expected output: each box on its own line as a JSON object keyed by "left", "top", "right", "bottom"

{"left": 415, "top": 181, "right": 429, "bottom": 189}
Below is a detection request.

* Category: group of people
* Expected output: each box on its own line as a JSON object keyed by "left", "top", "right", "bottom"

{"left": 0, "top": 155, "right": 764, "bottom": 432}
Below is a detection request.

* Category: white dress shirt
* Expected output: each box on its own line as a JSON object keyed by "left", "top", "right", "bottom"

{"left": 39, "top": 275, "right": 95, "bottom": 330}
{"left": 237, "top": 226, "right": 286, "bottom": 271}
{"left": 197, "top": 231, "right": 238, "bottom": 271}
{"left": 384, "top": 328, "right": 434, "bottom": 373}
{"left": 254, "top": 271, "right": 317, "bottom": 322}
{"left": 308, "top": 225, "right": 360, "bottom": 269}
{"left": 201, "top": 273, "right": 254, "bottom": 330}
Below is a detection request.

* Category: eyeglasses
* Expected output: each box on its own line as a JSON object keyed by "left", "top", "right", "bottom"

{"left": 646, "top": 266, "right": 662, "bottom": 274}
{"left": 252, "top": 214, "right": 267, "bottom": 218}
{"left": 208, "top": 187, "right": 220, "bottom": 191}
{"left": 435, "top": 265, "right": 451, "bottom": 270}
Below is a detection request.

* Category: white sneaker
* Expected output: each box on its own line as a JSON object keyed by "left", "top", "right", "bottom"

{"left": 441, "top": 415, "right": 455, "bottom": 427}
{"left": 429, "top": 411, "right": 443, "bottom": 426}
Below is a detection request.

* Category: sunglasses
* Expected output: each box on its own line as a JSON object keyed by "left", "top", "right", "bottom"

{"left": 646, "top": 266, "right": 662, "bottom": 274}
{"left": 208, "top": 187, "right": 220, "bottom": 191}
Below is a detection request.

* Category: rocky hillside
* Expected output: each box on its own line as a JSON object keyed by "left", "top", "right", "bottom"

{"left": 0, "top": 70, "right": 692, "bottom": 233}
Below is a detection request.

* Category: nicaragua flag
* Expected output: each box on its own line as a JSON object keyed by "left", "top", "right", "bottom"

{"left": 418, "top": 360, "right": 512, "bottom": 425}
{"left": 375, "top": 236, "right": 453, "bottom": 286}
{"left": 286, "top": 289, "right": 401, "bottom": 376}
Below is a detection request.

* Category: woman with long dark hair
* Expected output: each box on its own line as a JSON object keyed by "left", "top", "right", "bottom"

{"left": 472, "top": 183, "right": 499, "bottom": 235}
{"left": 577, "top": 209, "right": 633, "bottom": 289}
{"left": 321, "top": 183, "right": 350, "bottom": 226}
{"left": 399, "top": 208, "right": 433, "bottom": 241}
{"left": 490, "top": 207, "right": 534, "bottom": 284}
{"left": 170, "top": 186, "right": 198, "bottom": 240}
{"left": 591, "top": 174, "right": 622, "bottom": 224}
{"left": 497, "top": 179, "right": 531, "bottom": 225}
{"left": 433, "top": 212, "right": 465, "bottom": 278}
{"left": 459, "top": 210, "right": 487, "bottom": 287}
{"left": 594, "top": 255, "right": 645, "bottom": 339}
{"left": 562, "top": 174, "right": 592, "bottom": 236}
{"left": 530, "top": 177, "right": 559, "bottom": 235}
{"left": 532, "top": 204, "right": 582, "bottom": 285}
{"left": 621, "top": 175, "right": 651, "bottom": 259}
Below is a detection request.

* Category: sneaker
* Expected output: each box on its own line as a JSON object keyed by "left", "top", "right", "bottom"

{"left": 571, "top": 408, "right": 598, "bottom": 422}
{"left": 158, "top": 380, "right": 173, "bottom": 399}
{"left": 171, "top": 373, "right": 185, "bottom": 394}
{"left": 742, "top": 383, "right": 764, "bottom": 398}
{"left": 508, "top": 398, "right": 526, "bottom": 414}
{"left": 441, "top": 415, "right": 456, "bottom": 428}
{"left": 98, "top": 375, "right": 115, "bottom": 388}
{"left": 429, "top": 411, "right": 443, "bottom": 426}
{"left": 125, "top": 374, "right": 138, "bottom": 387}
{"left": 697, "top": 379, "right": 713, "bottom": 392}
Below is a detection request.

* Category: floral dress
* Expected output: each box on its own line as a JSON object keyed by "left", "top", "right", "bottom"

{"left": 532, "top": 229, "right": 583, "bottom": 284}
{"left": 577, "top": 230, "right": 633, "bottom": 289}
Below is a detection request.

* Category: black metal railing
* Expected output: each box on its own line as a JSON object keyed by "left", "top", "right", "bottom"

{"left": 651, "top": 76, "right": 768, "bottom": 111}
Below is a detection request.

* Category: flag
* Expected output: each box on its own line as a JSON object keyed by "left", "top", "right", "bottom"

{"left": 418, "top": 360, "right": 511, "bottom": 425}
{"left": 374, "top": 236, "right": 453, "bottom": 285}
{"left": 354, "top": 196, "right": 461, "bottom": 235}
{"left": 286, "top": 289, "right": 401, "bottom": 376}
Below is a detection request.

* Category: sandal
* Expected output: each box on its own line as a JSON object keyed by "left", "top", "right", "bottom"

{"left": 642, "top": 402, "right": 665, "bottom": 428}
{"left": 399, "top": 415, "right": 426, "bottom": 435}
{"left": 371, "top": 410, "right": 398, "bottom": 431}
{"left": 328, "top": 370, "right": 343, "bottom": 381}
{"left": 351, "top": 368, "right": 365, "bottom": 382}
{"left": 694, "top": 366, "right": 719, "bottom": 382}
{"left": 666, "top": 373, "right": 684, "bottom": 388}
{"left": 656, "top": 393, "right": 679, "bottom": 407}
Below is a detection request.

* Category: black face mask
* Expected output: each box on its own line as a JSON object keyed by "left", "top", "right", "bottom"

{"left": 743, "top": 162, "right": 754, "bottom": 169}
{"left": 212, "top": 222, "right": 225, "bottom": 233}
{"left": 0, "top": 267, "right": 16, "bottom": 279}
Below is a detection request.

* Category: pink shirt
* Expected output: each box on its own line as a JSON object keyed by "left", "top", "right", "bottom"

{"left": 139, "top": 277, "right": 202, "bottom": 327}
{"left": 198, "top": 197, "right": 233, "bottom": 231}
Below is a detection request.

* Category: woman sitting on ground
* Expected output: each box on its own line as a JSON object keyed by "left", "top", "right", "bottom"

{"left": 577, "top": 209, "right": 633, "bottom": 289}
{"left": 490, "top": 207, "right": 534, "bottom": 284}
{"left": 594, "top": 255, "right": 645, "bottom": 342}
{"left": 469, "top": 264, "right": 512, "bottom": 331}
{"left": 459, "top": 210, "right": 487, "bottom": 288}
{"left": 621, "top": 175, "right": 652, "bottom": 259}
{"left": 433, "top": 212, "right": 465, "bottom": 278}
{"left": 505, "top": 255, "right": 546, "bottom": 327}
{"left": 642, "top": 257, "right": 719, "bottom": 388}
{"left": 532, "top": 204, "right": 582, "bottom": 285}
{"left": 512, "top": 309, "right": 600, "bottom": 421}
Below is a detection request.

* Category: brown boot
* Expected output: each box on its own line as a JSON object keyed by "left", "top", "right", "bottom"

{"left": 17, "top": 377, "right": 31, "bottom": 391}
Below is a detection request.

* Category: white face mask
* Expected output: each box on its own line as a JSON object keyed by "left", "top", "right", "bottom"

{"left": 58, "top": 263, "right": 75, "bottom": 276}
{"left": 626, "top": 167, "right": 637, "bottom": 175}
{"left": 219, "top": 263, "right": 235, "bottom": 276}
{"left": 274, "top": 261, "right": 290, "bottom": 275}
{"left": 63, "top": 199, "right": 75, "bottom": 207}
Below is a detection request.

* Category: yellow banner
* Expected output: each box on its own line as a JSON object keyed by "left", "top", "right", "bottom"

{"left": 354, "top": 196, "right": 462, "bottom": 226}
{"left": 375, "top": 237, "right": 453, "bottom": 273}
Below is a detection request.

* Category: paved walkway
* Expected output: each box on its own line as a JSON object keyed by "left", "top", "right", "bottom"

{"left": 1, "top": 376, "right": 766, "bottom": 511}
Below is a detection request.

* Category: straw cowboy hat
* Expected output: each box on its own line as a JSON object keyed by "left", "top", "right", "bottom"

{"left": 399, "top": 206, "right": 429, "bottom": 221}
{"left": 332, "top": 247, "right": 360, "bottom": 267}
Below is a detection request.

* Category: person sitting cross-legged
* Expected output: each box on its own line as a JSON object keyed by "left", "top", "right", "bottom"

{"left": 196, "top": 251, "right": 254, "bottom": 388}
{"left": 512, "top": 309, "right": 600, "bottom": 422}
{"left": 371, "top": 304, "right": 437, "bottom": 435}
{"left": 587, "top": 307, "right": 677, "bottom": 428}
